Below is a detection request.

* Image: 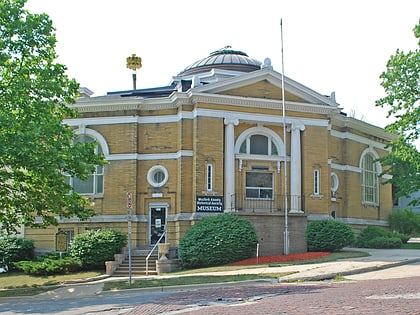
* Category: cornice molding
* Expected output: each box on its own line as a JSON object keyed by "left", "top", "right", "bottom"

{"left": 190, "top": 92, "right": 339, "bottom": 115}
{"left": 330, "top": 130, "right": 390, "bottom": 151}
{"left": 73, "top": 92, "right": 191, "bottom": 112}
{"left": 331, "top": 115, "right": 396, "bottom": 142}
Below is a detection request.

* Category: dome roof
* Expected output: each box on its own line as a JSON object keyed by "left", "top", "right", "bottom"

{"left": 179, "top": 46, "right": 262, "bottom": 76}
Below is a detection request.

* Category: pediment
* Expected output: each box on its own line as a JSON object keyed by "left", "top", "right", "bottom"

{"left": 192, "top": 68, "right": 338, "bottom": 107}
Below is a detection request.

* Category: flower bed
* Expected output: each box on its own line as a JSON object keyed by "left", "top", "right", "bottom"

{"left": 226, "top": 252, "right": 331, "bottom": 266}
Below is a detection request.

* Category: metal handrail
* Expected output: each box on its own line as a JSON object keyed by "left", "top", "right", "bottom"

{"left": 145, "top": 231, "right": 166, "bottom": 275}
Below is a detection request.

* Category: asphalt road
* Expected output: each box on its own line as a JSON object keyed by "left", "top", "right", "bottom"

{"left": 1, "top": 261, "right": 419, "bottom": 315}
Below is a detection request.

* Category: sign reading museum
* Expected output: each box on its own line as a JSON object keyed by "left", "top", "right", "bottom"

{"left": 196, "top": 196, "right": 224, "bottom": 212}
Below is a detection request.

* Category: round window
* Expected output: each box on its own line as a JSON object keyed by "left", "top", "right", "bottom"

{"left": 147, "top": 165, "right": 168, "bottom": 187}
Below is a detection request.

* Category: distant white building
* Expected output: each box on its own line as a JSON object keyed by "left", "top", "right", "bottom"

{"left": 394, "top": 191, "right": 420, "bottom": 213}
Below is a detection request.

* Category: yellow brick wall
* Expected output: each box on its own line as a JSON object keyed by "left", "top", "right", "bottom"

{"left": 92, "top": 160, "right": 137, "bottom": 215}
{"left": 302, "top": 126, "right": 330, "bottom": 213}
{"left": 194, "top": 117, "right": 224, "bottom": 196}
{"left": 93, "top": 123, "right": 137, "bottom": 154}
{"left": 139, "top": 123, "right": 179, "bottom": 153}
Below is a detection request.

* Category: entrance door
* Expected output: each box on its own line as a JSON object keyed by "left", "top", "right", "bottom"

{"left": 149, "top": 206, "right": 167, "bottom": 245}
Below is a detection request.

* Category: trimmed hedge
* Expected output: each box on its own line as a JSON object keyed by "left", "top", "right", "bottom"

{"left": 14, "top": 253, "right": 82, "bottom": 276}
{"left": 179, "top": 214, "right": 258, "bottom": 269}
{"left": 0, "top": 238, "right": 34, "bottom": 270}
{"left": 367, "top": 237, "right": 402, "bottom": 249}
{"left": 305, "top": 220, "right": 355, "bottom": 252}
{"left": 356, "top": 225, "right": 404, "bottom": 249}
{"left": 69, "top": 229, "right": 126, "bottom": 270}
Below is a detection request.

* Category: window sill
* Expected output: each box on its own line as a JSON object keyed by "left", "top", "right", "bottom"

{"left": 202, "top": 191, "right": 219, "bottom": 195}
{"left": 80, "top": 194, "right": 104, "bottom": 200}
{"left": 310, "top": 194, "right": 324, "bottom": 199}
{"left": 362, "top": 202, "right": 379, "bottom": 208}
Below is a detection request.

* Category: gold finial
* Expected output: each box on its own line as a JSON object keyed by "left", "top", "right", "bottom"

{"left": 126, "top": 54, "right": 142, "bottom": 90}
{"left": 126, "top": 54, "right": 142, "bottom": 71}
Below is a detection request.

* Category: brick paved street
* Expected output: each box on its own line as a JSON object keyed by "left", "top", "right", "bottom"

{"left": 126, "top": 276, "right": 420, "bottom": 315}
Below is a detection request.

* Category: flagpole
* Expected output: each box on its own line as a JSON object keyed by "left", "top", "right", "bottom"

{"left": 280, "top": 18, "right": 289, "bottom": 255}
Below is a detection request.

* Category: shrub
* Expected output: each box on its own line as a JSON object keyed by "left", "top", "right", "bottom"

{"left": 0, "top": 238, "right": 34, "bottom": 270}
{"left": 389, "top": 209, "right": 420, "bottom": 235}
{"left": 305, "top": 220, "right": 355, "bottom": 252}
{"left": 356, "top": 225, "right": 392, "bottom": 248}
{"left": 14, "top": 254, "right": 82, "bottom": 276}
{"left": 69, "top": 229, "right": 126, "bottom": 270}
{"left": 366, "top": 237, "right": 402, "bottom": 249}
{"left": 179, "top": 214, "right": 258, "bottom": 269}
{"left": 391, "top": 231, "right": 411, "bottom": 244}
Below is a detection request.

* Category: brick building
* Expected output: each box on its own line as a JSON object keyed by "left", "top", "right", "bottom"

{"left": 24, "top": 48, "right": 395, "bottom": 255}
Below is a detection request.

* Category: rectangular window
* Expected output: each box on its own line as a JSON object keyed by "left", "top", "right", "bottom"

{"left": 66, "top": 167, "right": 104, "bottom": 196}
{"left": 314, "top": 169, "right": 320, "bottom": 195}
{"left": 206, "top": 164, "right": 213, "bottom": 191}
{"left": 246, "top": 172, "right": 273, "bottom": 199}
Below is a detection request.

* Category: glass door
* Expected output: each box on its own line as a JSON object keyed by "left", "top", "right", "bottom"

{"left": 150, "top": 206, "right": 167, "bottom": 245}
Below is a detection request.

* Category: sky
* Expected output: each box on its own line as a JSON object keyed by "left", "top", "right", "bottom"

{"left": 25, "top": 0, "right": 420, "bottom": 129}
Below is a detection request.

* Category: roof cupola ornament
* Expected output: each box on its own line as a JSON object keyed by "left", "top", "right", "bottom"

{"left": 261, "top": 57, "right": 273, "bottom": 70}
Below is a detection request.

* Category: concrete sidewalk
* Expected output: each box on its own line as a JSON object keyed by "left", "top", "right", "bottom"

{"left": 160, "top": 248, "right": 420, "bottom": 282}
{"left": 26, "top": 248, "right": 420, "bottom": 301}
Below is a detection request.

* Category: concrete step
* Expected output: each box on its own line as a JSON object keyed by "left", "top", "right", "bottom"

{"left": 112, "top": 253, "right": 159, "bottom": 276}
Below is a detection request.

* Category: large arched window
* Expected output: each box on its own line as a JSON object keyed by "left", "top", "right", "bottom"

{"left": 235, "top": 127, "right": 283, "bottom": 157}
{"left": 360, "top": 149, "right": 380, "bottom": 205}
{"left": 67, "top": 135, "right": 104, "bottom": 196}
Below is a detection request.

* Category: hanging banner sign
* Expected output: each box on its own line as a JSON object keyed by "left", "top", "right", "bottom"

{"left": 196, "top": 196, "right": 223, "bottom": 212}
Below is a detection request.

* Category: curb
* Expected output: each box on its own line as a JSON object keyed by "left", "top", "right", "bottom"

{"left": 100, "top": 279, "right": 277, "bottom": 295}
{"left": 62, "top": 274, "right": 111, "bottom": 285}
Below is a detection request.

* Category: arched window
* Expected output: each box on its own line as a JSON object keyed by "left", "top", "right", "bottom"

{"left": 361, "top": 152, "right": 379, "bottom": 205}
{"left": 236, "top": 127, "right": 283, "bottom": 157}
{"left": 239, "top": 134, "right": 279, "bottom": 155}
{"left": 67, "top": 135, "right": 104, "bottom": 195}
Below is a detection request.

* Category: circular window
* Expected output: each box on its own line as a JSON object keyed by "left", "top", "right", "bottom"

{"left": 147, "top": 165, "right": 169, "bottom": 187}
{"left": 331, "top": 172, "right": 339, "bottom": 192}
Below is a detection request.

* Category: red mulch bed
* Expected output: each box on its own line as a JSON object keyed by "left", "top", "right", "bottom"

{"left": 226, "top": 252, "right": 331, "bottom": 266}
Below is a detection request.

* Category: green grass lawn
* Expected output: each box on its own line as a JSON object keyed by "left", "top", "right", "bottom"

{"left": 402, "top": 242, "right": 420, "bottom": 249}
{"left": 0, "top": 271, "right": 103, "bottom": 297}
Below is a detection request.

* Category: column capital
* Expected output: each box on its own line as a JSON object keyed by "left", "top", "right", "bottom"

{"left": 289, "top": 122, "right": 305, "bottom": 132}
{"left": 224, "top": 117, "right": 239, "bottom": 126}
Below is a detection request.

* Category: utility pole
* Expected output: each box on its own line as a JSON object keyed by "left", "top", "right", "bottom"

{"left": 280, "top": 19, "right": 289, "bottom": 255}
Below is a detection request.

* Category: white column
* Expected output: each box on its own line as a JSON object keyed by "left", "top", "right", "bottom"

{"left": 224, "top": 118, "right": 239, "bottom": 211}
{"left": 290, "top": 122, "right": 305, "bottom": 212}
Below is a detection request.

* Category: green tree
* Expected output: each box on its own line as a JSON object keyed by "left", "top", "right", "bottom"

{"left": 0, "top": 0, "right": 105, "bottom": 235}
{"left": 376, "top": 21, "right": 420, "bottom": 205}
